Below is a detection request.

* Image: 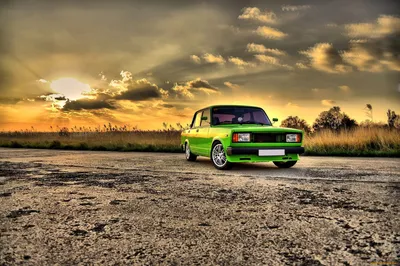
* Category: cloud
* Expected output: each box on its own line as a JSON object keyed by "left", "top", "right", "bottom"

{"left": 254, "top": 26, "right": 287, "bottom": 39}
{"left": 246, "top": 43, "right": 287, "bottom": 56}
{"left": 0, "top": 97, "right": 23, "bottom": 105}
{"left": 189, "top": 79, "right": 219, "bottom": 93}
{"left": 286, "top": 102, "right": 300, "bottom": 108}
{"left": 159, "top": 88, "right": 169, "bottom": 99}
{"left": 300, "top": 43, "right": 352, "bottom": 73}
{"left": 228, "top": 56, "right": 254, "bottom": 68}
{"left": 99, "top": 72, "right": 107, "bottom": 81}
{"left": 202, "top": 53, "right": 226, "bottom": 64}
{"left": 217, "top": 24, "right": 241, "bottom": 34}
{"left": 109, "top": 70, "right": 135, "bottom": 93}
{"left": 326, "top": 23, "right": 338, "bottom": 28}
{"left": 345, "top": 15, "right": 400, "bottom": 39}
{"left": 161, "top": 104, "right": 174, "bottom": 109}
{"left": 341, "top": 42, "right": 400, "bottom": 72}
{"left": 254, "top": 54, "right": 292, "bottom": 70}
{"left": 190, "top": 55, "right": 201, "bottom": 64}
{"left": 254, "top": 54, "right": 280, "bottom": 65}
{"left": 311, "top": 88, "right": 320, "bottom": 92}
{"left": 172, "top": 84, "right": 195, "bottom": 99}
{"left": 37, "top": 79, "right": 48, "bottom": 84}
{"left": 40, "top": 93, "right": 67, "bottom": 102}
{"left": 63, "top": 99, "right": 116, "bottom": 111}
{"left": 224, "top": 82, "right": 240, "bottom": 90}
{"left": 114, "top": 79, "right": 161, "bottom": 101}
{"left": 107, "top": 72, "right": 165, "bottom": 101}
{"left": 238, "top": 7, "right": 277, "bottom": 24}
{"left": 172, "top": 78, "right": 219, "bottom": 99}
{"left": 282, "top": 5, "right": 311, "bottom": 12}
{"left": 120, "top": 70, "right": 133, "bottom": 83}
{"left": 296, "top": 62, "right": 309, "bottom": 69}
{"left": 321, "top": 99, "right": 336, "bottom": 106}
{"left": 349, "top": 39, "right": 368, "bottom": 44}
{"left": 115, "top": 87, "right": 161, "bottom": 101}
{"left": 339, "top": 85, "right": 350, "bottom": 92}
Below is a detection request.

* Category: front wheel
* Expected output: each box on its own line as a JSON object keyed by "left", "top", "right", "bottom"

{"left": 211, "top": 142, "right": 232, "bottom": 170}
{"left": 273, "top": 161, "right": 297, "bottom": 168}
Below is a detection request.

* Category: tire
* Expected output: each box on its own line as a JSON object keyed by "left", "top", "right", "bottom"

{"left": 210, "top": 142, "right": 233, "bottom": 170}
{"left": 273, "top": 161, "right": 297, "bottom": 168}
{"left": 185, "top": 143, "right": 197, "bottom": 161}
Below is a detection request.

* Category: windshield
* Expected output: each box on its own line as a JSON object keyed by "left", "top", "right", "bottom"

{"left": 212, "top": 106, "right": 271, "bottom": 126}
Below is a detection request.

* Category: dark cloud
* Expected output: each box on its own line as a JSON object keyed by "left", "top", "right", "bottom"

{"left": 114, "top": 87, "right": 161, "bottom": 101}
{"left": 161, "top": 104, "right": 174, "bottom": 108}
{"left": 189, "top": 79, "right": 219, "bottom": 91}
{"left": 90, "top": 109, "right": 122, "bottom": 124}
{"left": 54, "top": 95, "right": 66, "bottom": 101}
{"left": 172, "top": 78, "right": 220, "bottom": 99}
{"left": 95, "top": 93, "right": 113, "bottom": 101}
{"left": 63, "top": 99, "right": 116, "bottom": 111}
{"left": 0, "top": 97, "right": 22, "bottom": 105}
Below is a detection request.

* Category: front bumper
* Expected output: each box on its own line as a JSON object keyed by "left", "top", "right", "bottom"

{"left": 226, "top": 146, "right": 305, "bottom": 156}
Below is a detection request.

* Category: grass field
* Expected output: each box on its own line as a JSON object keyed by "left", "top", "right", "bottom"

{"left": 0, "top": 127, "right": 399, "bottom": 157}
{"left": 303, "top": 128, "right": 400, "bottom": 157}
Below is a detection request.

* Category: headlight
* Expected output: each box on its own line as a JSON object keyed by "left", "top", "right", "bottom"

{"left": 286, "top": 133, "right": 301, "bottom": 142}
{"left": 232, "top": 133, "right": 251, "bottom": 142}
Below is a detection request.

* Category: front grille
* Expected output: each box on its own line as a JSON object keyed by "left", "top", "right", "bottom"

{"left": 252, "top": 133, "right": 286, "bottom": 143}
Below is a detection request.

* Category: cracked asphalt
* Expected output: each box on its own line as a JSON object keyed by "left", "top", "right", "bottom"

{"left": 0, "top": 148, "right": 399, "bottom": 265}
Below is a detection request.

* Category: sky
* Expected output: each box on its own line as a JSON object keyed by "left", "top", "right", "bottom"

{"left": 0, "top": 0, "right": 399, "bottom": 130}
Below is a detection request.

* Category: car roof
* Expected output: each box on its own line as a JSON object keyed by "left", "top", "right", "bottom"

{"left": 195, "top": 105, "right": 263, "bottom": 113}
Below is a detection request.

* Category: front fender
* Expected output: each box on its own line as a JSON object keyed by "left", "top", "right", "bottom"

{"left": 211, "top": 135, "right": 231, "bottom": 152}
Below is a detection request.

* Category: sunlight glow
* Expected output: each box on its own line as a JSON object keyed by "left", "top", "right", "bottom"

{"left": 50, "top": 78, "right": 91, "bottom": 101}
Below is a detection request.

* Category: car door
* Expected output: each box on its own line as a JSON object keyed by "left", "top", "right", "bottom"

{"left": 196, "top": 108, "right": 211, "bottom": 156}
{"left": 189, "top": 111, "right": 203, "bottom": 154}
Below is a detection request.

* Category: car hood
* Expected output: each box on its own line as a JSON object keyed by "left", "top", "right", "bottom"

{"left": 213, "top": 124, "right": 303, "bottom": 133}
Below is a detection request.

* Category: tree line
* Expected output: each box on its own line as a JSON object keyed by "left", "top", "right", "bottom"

{"left": 280, "top": 105, "right": 400, "bottom": 134}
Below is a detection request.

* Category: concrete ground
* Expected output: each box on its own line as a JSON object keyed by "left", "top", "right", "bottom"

{"left": 0, "top": 148, "right": 399, "bottom": 265}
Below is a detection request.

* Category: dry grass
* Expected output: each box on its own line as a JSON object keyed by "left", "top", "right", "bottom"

{"left": 0, "top": 127, "right": 399, "bottom": 156}
{"left": 304, "top": 127, "right": 400, "bottom": 156}
{"left": 0, "top": 131, "right": 182, "bottom": 152}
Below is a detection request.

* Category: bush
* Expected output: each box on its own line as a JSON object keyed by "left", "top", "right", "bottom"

{"left": 10, "top": 141, "right": 23, "bottom": 148}
{"left": 49, "top": 140, "right": 62, "bottom": 149}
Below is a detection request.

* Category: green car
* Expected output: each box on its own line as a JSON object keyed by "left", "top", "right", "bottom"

{"left": 180, "top": 105, "right": 305, "bottom": 170}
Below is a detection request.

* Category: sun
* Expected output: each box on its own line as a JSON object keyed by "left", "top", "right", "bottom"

{"left": 50, "top": 78, "right": 91, "bottom": 101}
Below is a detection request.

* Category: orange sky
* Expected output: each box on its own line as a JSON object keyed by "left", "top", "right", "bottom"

{"left": 0, "top": 0, "right": 399, "bottom": 131}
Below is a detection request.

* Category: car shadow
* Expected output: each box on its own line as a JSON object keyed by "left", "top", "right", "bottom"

{"left": 191, "top": 157, "right": 301, "bottom": 172}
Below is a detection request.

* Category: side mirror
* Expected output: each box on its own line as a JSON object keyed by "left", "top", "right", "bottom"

{"left": 273, "top": 118, "right": 278, "bottom": 122}
{"left": 201, "top": 116, "right": 208, "bottom": 121}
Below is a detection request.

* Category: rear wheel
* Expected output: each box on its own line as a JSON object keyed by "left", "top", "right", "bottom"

{"left": 273, "top": 161, "right": 297, "bottom": 168}
{"left": 185, "top": 143, "right": 197, "bottom": 161}
{"left": 211, "top": 142, "right": 232, "bottom": 170}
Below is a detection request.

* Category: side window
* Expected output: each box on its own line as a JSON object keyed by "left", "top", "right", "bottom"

{"left": 200, "top": 109, "right": 210, "bottom": 127}
{"left": 193, "top": 111, "right": 202, "bottom": 128}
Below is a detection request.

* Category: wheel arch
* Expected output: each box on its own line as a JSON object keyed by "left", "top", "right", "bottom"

{"left": 211, "top": 137, "right": 226, "bottom": 148}
{"left": 184, "top": 139, "right": 190, "bottom": 147}
{"left": 210, "top": 137, "right": 230, "bottom": 153}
